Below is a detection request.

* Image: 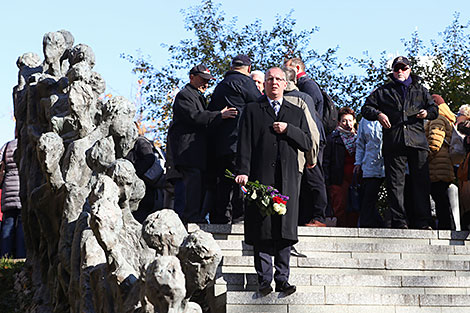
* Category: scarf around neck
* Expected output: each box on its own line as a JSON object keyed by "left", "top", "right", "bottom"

{"left": 392, "top": 75, "right": 412, "bottom": 100}
{"left": 337, "top": 125, "right": 356, "bottom": 155}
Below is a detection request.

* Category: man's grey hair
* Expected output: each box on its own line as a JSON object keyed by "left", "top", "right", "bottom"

{"left": 250, "top": 70, "right": 264, "bottom": 79}
{"left": 265, "top": 67, "right": 286, "bottom": 81}
{"left": 283, "top": 67, "right": 296, "bottom": 83}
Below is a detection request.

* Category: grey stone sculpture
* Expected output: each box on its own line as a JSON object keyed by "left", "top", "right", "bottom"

{"left": 13, "top": 30, "right": 222, "bottom": 313}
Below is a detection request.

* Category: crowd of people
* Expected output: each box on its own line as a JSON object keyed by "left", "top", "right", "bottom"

{"left": 138, "top": 54, "right": 470, "bottom": 296}
{"left": 157, "top": 55, "right": 470, "bottom": 233}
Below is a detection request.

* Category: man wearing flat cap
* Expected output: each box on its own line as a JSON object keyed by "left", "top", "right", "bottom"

{"left": 168, "top": 64, "right": 237, "bottom": 224}
{"left": 361, "top": 56, "right": 438, "bottom": 229}
{"left": 208, "top": 54, "right": 262, "bottom": 224}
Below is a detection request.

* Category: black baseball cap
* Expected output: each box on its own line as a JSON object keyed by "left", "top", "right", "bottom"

{"left": 231, "top": 54, "right": 251, "bottom": 66}
{"left": 392, "top": 56, "right": 410, "bottom": 69}
{"left": 189, "top": 64, "right": 214, "bottom": 80}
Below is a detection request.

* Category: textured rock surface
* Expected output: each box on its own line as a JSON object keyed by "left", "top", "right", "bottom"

{"left": 14, "top": 31, "right": 222, "bottom": 313}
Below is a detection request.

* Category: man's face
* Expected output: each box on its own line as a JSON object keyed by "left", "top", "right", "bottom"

{"left": 339, "top": 113, "right": 355, "bottom": 131}
{"left": 393, "top": 64, "right": 411, "bottom": 81}
{"left": 251, "top": 73, "right": 264, "bottom": 93}
{"left": 190, "top": 74, "right": 210, "bottom": 93}
{"left": 264, "top": 68, "right": 287, "bottom": 100}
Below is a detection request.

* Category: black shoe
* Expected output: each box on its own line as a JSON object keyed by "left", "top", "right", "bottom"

{"left": 258, "top": 285, "right": 273, "bottom": 297}
{"left": 275, "top": 281, "right": 296, "bottom": 295}
{"left": 232, "top": 216, "right": 244, "bottom": 224}
{"left": 290, "top": 246, "right": 307, "bottom": 258}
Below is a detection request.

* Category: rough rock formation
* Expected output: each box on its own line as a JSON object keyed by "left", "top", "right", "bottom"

{"left": 13, "top": 30, "right": 222, "bottom": 313}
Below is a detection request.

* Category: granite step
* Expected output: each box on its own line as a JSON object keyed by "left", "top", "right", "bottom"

{"left": 187, "top": 224, "right": 470, "bottom": 312}
{"left": 216, "top": 273, "right": 470, "bottom": 288}
{"left": 189, "top": 224, "right": 470, "bottom": 242}
{"left": 216, "top": 239, "right": 470, "bottom": 260}
{"left": 226, "top": 304, "right": 470, "bottom": 313}
{"left": 225, "top": 292, "right": 470, "bottom": 312}
{"left": 220, "top": 255, "right": 469, "bottom": 272}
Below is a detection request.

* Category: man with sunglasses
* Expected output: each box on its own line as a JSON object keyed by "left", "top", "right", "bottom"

{"left": 361, "top": 56, "right": 438, "bottom": 229}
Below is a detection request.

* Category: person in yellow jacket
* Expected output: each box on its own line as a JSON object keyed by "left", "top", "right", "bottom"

{"left": 425, "top": 94, "right": 456, "bottom": 229}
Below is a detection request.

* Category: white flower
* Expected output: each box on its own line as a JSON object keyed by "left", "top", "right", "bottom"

{"left": 250, "top": 190, "right": 257, "bottom": 200}
{"left": 278, "top": 204, "right": 287, "bottom": 215}
{"left": 273, "top": 203, "right": 281, "bottom": 213}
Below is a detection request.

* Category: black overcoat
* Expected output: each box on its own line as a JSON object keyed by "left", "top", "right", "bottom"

{"left": 236, "top": 96, "right": 312, "bottom": 245}
{"left": 168, "top": 84, "right": 222, "bottom": 170}
{"left": 208, "top": 70, "right": 261, "bottom": 157}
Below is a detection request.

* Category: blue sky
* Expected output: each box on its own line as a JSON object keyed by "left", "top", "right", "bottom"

{"left": 0, "top": 0, "right": 468, "bottom": 146}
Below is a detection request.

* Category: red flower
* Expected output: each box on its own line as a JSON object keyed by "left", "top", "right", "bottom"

{"left": 273, "top": 196, "right": 287, "bottom": 205}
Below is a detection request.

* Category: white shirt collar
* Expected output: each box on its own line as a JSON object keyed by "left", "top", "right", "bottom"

{"left": 267, "top": 97, "right": 283, "bottom": 107}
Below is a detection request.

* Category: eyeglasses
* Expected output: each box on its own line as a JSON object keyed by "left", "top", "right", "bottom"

{"left": 266, "top": 77, "right": 286, "bottom": 83}
{"left": 393, "top": 66, "right": 410, "bottom": 72}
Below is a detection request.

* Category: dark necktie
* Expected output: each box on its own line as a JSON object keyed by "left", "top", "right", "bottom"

{"left": 272, "top": 100, "right": 280, "bottom": 116}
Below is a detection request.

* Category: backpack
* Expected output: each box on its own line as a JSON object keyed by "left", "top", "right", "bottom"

{"left": 315, "top": 82, "right": 338, "bottom": 136}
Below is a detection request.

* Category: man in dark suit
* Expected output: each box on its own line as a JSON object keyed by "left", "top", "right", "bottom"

{"left": 235, "top": 67, "right": 312, "bottom": 296}
{"left": 167, "top": 64, "right": 237, "bottom": 224}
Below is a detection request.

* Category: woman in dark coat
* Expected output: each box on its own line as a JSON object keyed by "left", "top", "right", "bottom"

{"left": 324, "top": 107, "right": 358, "bottom": 227}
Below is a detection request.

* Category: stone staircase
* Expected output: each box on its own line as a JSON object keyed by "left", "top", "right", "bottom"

{"left": 188, "top": 224, "right": 470, "bottom": 313}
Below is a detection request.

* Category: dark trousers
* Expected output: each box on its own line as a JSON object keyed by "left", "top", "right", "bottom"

{"left": 211, "top": 154, "right": 244, "bottom": 224}
{"left": 176, "top": 167, "right": 205, "bottom": 224}
{"left": 431, "top": 181, "right": 453, "bottom": 230}
{"left": 1, "top": 210, "right": 26, "bottom": 258}
{"left": 253, "top": 239, "right": 292, "bottom": 287}
{"left": 359, "top": 177, "right": 389, "bottom": 228}
{"left": 384, "top": 147, "right": 432, "bottom": 228}
{"left": 299, "top": 165, "right": 327, "bottom": 224}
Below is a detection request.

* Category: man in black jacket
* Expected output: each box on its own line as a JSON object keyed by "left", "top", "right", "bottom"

{"left": 362, "top": 56, "right": 438, "bottom": 229}
{"left": 168, "top": 64, "right": 237, "bottom": 224}
{"left": 208, "top": 55, "right": 261, "bottom": 224}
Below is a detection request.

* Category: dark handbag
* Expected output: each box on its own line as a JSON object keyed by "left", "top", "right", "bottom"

{"left": 347, "top": 172, "right": 361, "bottom": 213}
{"left": 143, "top": 145, "right": 166, "bottom": 188}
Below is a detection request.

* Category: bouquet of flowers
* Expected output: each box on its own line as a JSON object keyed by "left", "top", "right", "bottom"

{"left": 225, "top": 169, "right": 288, "bottom": 217}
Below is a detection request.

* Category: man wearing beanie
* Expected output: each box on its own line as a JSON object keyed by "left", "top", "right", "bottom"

{"left": 425, "top": 94, "right": 457, "bottom": 229}
{"left": 362, "top": 56, "right": 438, "bottom": 229}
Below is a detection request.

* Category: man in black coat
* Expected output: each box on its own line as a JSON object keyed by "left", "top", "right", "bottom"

{"left": 208, "top": 55, "right": 262, "bottom": 224}
{"left": 235, "top": 67, "right": 312, "bottom": 296}
{"left": 167, "top": 64, "right": 237, "bottom": 224}
{"left": 362, "top": 56, "right": 438, "bottom": 229}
